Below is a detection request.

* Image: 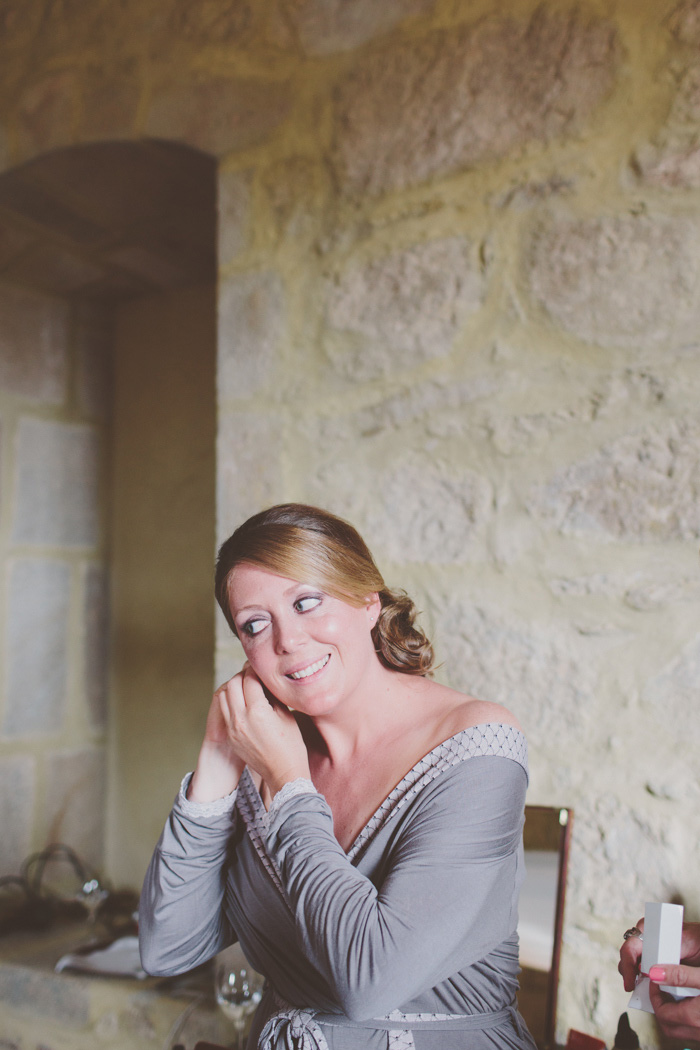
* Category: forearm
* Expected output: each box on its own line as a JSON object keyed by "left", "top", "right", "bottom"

{"left": 139, "top": 777, "right": 238, "bottom": 975}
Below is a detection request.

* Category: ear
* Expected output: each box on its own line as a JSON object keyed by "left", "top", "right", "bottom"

{"left": 365, "top": 592, "right": 381, "bottom": 628}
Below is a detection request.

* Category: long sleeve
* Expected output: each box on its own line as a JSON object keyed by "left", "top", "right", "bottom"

{"left": 139, "top": 776, "right": 239, "bottom": 976}
{"left": 265, "top": 755, "right": 526, "bottom": 1022}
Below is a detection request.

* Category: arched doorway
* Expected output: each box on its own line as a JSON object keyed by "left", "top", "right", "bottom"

{"left": 0, "top": 140, "right": 217, "bottom": 888}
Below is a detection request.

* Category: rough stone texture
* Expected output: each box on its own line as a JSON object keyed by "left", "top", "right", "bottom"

{"left": 145, "top": 78, "right": 292, "bottom": 157}
{"left": 319, "top": 376, "right": 499, "bottom": 444}
{"left": 218, "top": 170, "right": 250, "bottom": 265}
{"left": 218, "top": 271, "right": 285, "bottom": 400}
{"left": 4, "top": 559, "right": 70, "bottom": 737}
{"left": 44, "top": 749, "right": 106, "bottom": 872}
{"left": 643, "top": 634, "right": 700, "bottom": 744}
{"left": 83, "top": 565, "right": 109, "bottom": 731}
{"left": 361, "top": 459, "right": 492, "bottom": 563}
{"left": 0, "top": 756, "right": 34, "bottom": 875}
{"left": 435, "top": 598, "right": 599, "bottom": 749}
{"left": 332, "top": 9, "right": 619, "bottom": 194}
{"left": 79, "top": 64, "right": 141, "bottom": 142}
{"left": 287, "top": 0, "right": 434, "bottom": 55}
{"left": 166, "top": 0, "right": 251, "bottom": 42}
{"left": 217, "top": 412, "right": 284, "bottom": 541}
{"left": 669, "top": 0, "right": 700, "bottom": 45}
{"left": 532, "top": 420, "right": 700, "bottom": 542}
{"left": 528, "top": 214, "right": 700, "bottom": 347}
{"left": 566, "top": 795, "right": 684, "bottom": 922}
{"left": 0, "top": 281, "right": 68, "bottom": 403}
{"left": 634, "top": 62, "right": 700, "bottom": 189}
{"left": 74, "top": 300, "right": 113, "bottom": 420}
{"left": 325, "top": 238, "right": 485, "bottom": 380}
{"left": 15, "top": 72, "right": 75, "bottom": 160}
{"left": 12, "top": 418, "right": 100, "bottom": 547}
{"left": 304, "top": 437, "right": 492, "bottom": 564}
{"left": 260, "top": 157, "right": 322, "bottom": 245}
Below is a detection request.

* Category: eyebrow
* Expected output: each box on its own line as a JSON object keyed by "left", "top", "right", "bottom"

{"left": 232, "top": 582, "right": 316, "bottom": 617}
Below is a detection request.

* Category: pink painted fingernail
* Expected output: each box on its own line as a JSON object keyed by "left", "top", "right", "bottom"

{"left": 649, "top": 965, "right": 667, "bottom": 982}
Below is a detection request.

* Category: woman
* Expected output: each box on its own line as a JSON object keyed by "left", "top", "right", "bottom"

{"left": 140, "top": 503, "right": 536, "bottom": 1050}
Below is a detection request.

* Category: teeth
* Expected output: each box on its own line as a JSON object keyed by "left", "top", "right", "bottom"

{"left": 289, "top": 655, "right": 329, "bottom": 680}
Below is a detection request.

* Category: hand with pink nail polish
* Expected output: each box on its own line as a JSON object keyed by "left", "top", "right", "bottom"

{"left": 622, "top": 922, "right": 700, "bottom": 1042}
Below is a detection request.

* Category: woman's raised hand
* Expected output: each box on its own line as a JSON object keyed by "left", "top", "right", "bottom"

{"left": 216, "top": 666, "right": 311, "bottom": 797}
{"left": 188, "top": 665, "right": 310, "bottom": 804}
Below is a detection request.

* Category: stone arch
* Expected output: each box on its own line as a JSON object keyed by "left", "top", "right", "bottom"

{"left": 0, "top": 139, "right": 216, "bottom": 297}
{"left": 0, "top": 137, "right": 217, "bottom": 884}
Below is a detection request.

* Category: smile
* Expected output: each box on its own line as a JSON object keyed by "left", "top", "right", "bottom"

{"left": 287, "top": 654, "right": 330, "bottom": 680}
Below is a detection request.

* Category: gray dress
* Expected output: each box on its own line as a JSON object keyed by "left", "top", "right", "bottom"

{"left": 140, "top": 723, "right": 537, "bottom": 1050}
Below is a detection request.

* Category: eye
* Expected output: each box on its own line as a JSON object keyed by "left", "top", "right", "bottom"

{"left": 295, "top": 595, "right": 321, "bottom": 613}
{"left": 241, "top": 617, "right": 268, "bottom": 637}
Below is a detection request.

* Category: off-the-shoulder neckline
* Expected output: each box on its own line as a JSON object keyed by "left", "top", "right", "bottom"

{"left": 240, "top": 722, "right": 527, "bottom": 860}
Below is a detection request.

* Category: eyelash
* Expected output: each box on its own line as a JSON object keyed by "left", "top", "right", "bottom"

{"left": 240, "top": 594, "right": 322, "bottom": 637}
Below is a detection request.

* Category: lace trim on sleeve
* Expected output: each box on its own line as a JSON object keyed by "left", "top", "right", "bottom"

{"left": 268, "top": 777, "right": 319, "bottom": 823}
{"left": 176, "top": 772, "right": 238, "bottom": 818}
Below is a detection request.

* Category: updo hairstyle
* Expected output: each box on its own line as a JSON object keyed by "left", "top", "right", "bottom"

{"left": 215, "top": 503, "right": 434, "bottom": 676}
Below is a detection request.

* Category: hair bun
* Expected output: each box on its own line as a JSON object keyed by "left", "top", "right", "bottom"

{"left": 374, "top": 588, "right": 434, "bottom": 676}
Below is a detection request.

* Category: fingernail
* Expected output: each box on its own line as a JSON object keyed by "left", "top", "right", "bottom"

{"left": 649, "top": 965, "right": 667, "bottom": 982}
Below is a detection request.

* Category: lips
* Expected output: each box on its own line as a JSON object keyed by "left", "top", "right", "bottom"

{"left": 286, "top": 654, "right": 330, "bottom": 680}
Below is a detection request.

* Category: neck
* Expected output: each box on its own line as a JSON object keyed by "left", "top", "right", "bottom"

{"left": 299, "top": 663, "right": 424, "bottom": 768}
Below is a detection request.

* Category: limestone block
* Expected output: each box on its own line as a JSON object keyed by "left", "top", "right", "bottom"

{"left": 217, "top": 412, "right": 284, "bottom": 541}
{"left": 0, "top": 281, "right": 68, "bottom": 403}
{"left": 566, "top": 796, "right": 680, "bottom": 918}
{"left": 15, "top": 72, "right": 75, "bottom": 160}
{"left": 260, "top": 157, "right": 324, "bottom": 244}
{"left": 332, "top": 9, "right": 619, "bottom": 194}
{"left": 434, "top": 599, "right": 598, "bottom": 748}
{"left": 167, "top": 0, "right": 251, "bottom": 42}
{"left": 218, "top": 271, "right": 285, "bottom": 399}
{"left": 74, "top": 299, "right": 113, "bottom": 419}
{"left": 145, "top": 78, "right": 292, "bottom": 158}
{"left": 322, "top": 376, "right": 498, "bottom": 443}
{"left": 634, "top": 62, "right": 700, "bottom": 188}
{"left": 286, "top": 0, "right": 434, "bottom": 55}
{"left": 4, "top": 559, "right": 70, "bottom": 737}
{"left": 529, "top": 214, "right": 700, "bottom": 347}
{"left": 83, "top": 565, "right": 109, "bottom": 731}
{"left": 80, "top": 66, "right": 141, "bottom": 143}
{"left": 532, "top": 420, "right": 700, "bottom": 542}
{"left": 325, "top": 238, "right": 485, "bottom": 380}
{"left": 669, "top": 0, "right": 700, "bottom": 44}
{"left": 12, "top": 418, "right": 100, "bottom": 548}
{"left": 0, "top": 755, "right": 34, "bottom": 875}
{"left": 218, "top": 170, "right": 250, "bottom": 265}
{"left": 643, "top": 634, "right": 700, "bottom": 744}
{"left": 361, "top": 459, "right": 492, "bottom": 563}
{"left": 44, "top": 749, "right": 106, "bottom": 873}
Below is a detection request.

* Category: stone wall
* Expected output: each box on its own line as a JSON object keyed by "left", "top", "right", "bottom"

{"left": 2, "top": 0, "right": 700, "bottom": 1045}
{"left": 0, "top": 287, "right": 110, "bottom": 876}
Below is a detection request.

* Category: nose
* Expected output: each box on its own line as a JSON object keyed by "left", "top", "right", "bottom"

{"left": 272, "top": 614, "right": 305, "bottom": 655}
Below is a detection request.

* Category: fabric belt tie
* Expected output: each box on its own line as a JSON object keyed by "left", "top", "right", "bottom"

{"left": 259, "top": 992, "right": 517, "bottom": 1050}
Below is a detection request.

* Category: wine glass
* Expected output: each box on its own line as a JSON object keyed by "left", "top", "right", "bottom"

{"left": 214, "top": 945, "right": 264, "bottom": 1049}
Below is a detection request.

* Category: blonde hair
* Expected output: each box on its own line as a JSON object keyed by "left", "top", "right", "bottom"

{"left": 215, "top": 503, "right": 433, "bottom": 676}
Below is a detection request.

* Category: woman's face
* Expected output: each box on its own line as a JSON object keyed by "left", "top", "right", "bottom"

{"left": 228, "top": 562, "right": 380, "bottom": 717}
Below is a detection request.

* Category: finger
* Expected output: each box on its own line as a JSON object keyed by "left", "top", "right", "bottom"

{"left": 650, "top": 983, "right": 700, "bottom": 1040}
{"left": 650, "top": 963, "right": 700, "bottom": 991}
{"left": 240, "top": 666, "right": 269, "bottom": 707}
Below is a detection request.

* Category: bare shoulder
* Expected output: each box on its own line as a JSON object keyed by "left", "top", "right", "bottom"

{"left": 419, "top": 679, "right": 524, "bottom": 738}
